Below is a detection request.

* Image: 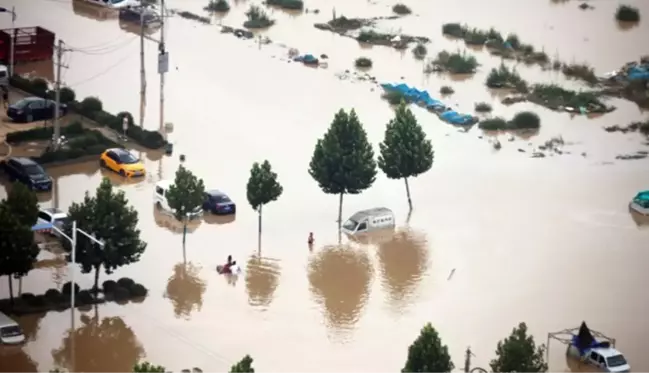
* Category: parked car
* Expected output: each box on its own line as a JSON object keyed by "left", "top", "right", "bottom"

{"left": 203, "top": 190, "right": 236, "bottom": 215}
{"left": 6, "top": 97, "right": 68, "bottom": 123}
{"left": 0, "top": 312, "right": 25, "bottom": 345}
{"left": 99, "top": 148, "right": 146, "bottom": 177}
{"left": 0, "top": 157, "right": 53, "bottom": 191}
{"left": 33, "top": 207, "right": 69, "bottom": 237}
{"left": 154, "top": 180, "right": 203, "bottom": 219}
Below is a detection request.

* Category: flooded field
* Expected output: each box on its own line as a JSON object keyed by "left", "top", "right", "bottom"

{"left": 1, "top": 0, "right": 649, "bottom": 371}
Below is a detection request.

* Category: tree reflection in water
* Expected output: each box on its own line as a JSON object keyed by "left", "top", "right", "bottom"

{"left": 308, "top": 245, "right": 373, "bottom": 335}
{"left": 164, "top": 262, "right": 207, "bottom": 319}
{"left": 377, "top": 229, "right": 429, "bottom": 310}
{"left": 51, "top": 315, "right": 145, "bottom": 372}
{"left": 18, "top": 312, "right": 46, "bottom": 341}
{"left": 245, "top": 255, "right": 281, "bottom": 308}
{"left": 0, "top": 349, "right": 39, "bottom": 372}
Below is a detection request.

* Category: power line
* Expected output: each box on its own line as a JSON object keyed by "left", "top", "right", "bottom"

{"left": 67, "top": 54, "right": 133, "bottom": 87}
{"left": 66, "top": 36, "right": 137, "bottom": 55}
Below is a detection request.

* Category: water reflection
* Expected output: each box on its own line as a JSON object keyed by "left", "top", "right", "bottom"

{"left": 100, "top": 168, "right": 144, "bottom": 187}
{"left": 203, "top": 213, "right": 236, "bottom": 225}
{"left": 245, "top": 255, "right": 281, "bottom": 308}
{"left": 51, "top": 315, "right": 145, "bottom": 372}
{"left": 72, "top": 0, "right": 118, "bottom": 21}
{"left": 17, "top": 313, "right": 46, "bottom": 341}
{"left": 153, "top": 206, "right": 202, "bottom": 234}
{"left": 308, "top": 245, "right": 373, "bottom": 335}
{"left": 377, "top": 229, "right": 429, "bottom": 310}
{"left": 119, "top": 19, "right": 162, "bottom": 36}
{"left": 0, "top": 349, "right": 38, "bottom": 372}
{"left": 346, "top": 227, "right": 395, "bottom": 246}
{"left": 629, "top": 208, "right": 649, "bottom": 228}
{"left": 164, "top": 262, "right": 207, "bottom": 319}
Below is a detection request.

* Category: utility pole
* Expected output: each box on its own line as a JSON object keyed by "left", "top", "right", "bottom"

{"left": 158, "top": 0, "right": 168, "bottom": 137}
{"left": 139, "top": 8, "right": 146, "bottom": 128}
{"left": 53, "top": 39, "right": 69, "bottom": 149}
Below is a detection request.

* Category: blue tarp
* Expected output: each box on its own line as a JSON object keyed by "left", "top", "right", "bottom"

{"left": 381, "top": 82, "right": 474, "bottom": 124}
{"left": 570, "top": 335, "right": 611, "bottom": 356}
{"left": 635, "top": 191, "right": 649, "bottom": 201}
{"left": 303, "top": 54, "right": 317, "bottom": 63}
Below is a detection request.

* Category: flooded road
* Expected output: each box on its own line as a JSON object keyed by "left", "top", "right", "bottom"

{"left": 1, "top": 0, "right": 649, "bottom": 371}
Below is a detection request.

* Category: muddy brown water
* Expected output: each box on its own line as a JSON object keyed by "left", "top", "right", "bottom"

{"left": 1, "top": 0, "right": 649, "bottom": 371}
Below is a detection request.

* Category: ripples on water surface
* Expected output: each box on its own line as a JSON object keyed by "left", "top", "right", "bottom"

{"left": 1, "top": 0, "right": 649, "bottom": 371}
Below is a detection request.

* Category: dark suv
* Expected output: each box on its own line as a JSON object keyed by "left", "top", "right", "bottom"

{"left": 1, "top": 157, "right": 53, "bottom": 191}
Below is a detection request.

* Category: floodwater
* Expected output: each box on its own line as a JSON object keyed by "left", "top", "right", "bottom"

{"left": 1, "top": 0, "right": 649, "bottom": 371}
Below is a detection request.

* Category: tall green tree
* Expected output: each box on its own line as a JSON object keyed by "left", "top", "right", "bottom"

{"left": 5, "top": 182, "right": 39, "bottom": 227}
{"left": 166, "top": 165, "right": 206, "bottom": 247}
{"left": 133, "top": 362, "right": 166, "bottom": 372}
{"left": 309, "top": 109, "right": 377, "bottom": 226}
{"left": 246, "top": 160, "right": 283, "bottom": 246}
{"left": 0, "top": 201, "right": 39, "bottom": 303}
{"left": 229, "top": 355, "right": 254, "bottom": 373}
{"left": 65, "top": 178, "right": 147, "bottom": 294}
{"left": 403, "top": 323, "right": 454, "bottom": 373}
{"left": 378, "top": 102, "right": 434, "bottom": 211}
{"left": 490, "top": 322, "right": 548, "bottom": 372}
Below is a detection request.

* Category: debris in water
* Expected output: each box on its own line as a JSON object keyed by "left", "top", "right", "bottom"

{"left": 616, "top": 152, "right": 648, "bottom": 160}
{"left": 447, "top": 268, "right": 455, "bottom": 280}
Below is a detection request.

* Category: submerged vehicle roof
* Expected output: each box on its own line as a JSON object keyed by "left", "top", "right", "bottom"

{"left": 635, "top": 190, "right": 649, "bottom": 201}
{"left": 348, "top": 207, "right": 393, "bottom": 221}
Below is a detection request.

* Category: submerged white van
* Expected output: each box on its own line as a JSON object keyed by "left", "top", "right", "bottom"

{"left": 0, "top": 312, "right": 25, "bottom": 345}
{"left": 341, "top": 207, "right": 395, "bottom": 235}
{"left": 154, "top": 180, "right": 203, "bottom": 219}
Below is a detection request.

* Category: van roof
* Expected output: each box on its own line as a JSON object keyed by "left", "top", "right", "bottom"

{"left": 349, "top": 207, "right": 393, "bottom": 221}
{"left": 0, "top": 311, "right": 19, "bottom": 327}
{"left": 592, "top": 347, "right": 623, "bottom": 358}
{"left": 156, "top": 180, "right": 173, "bottom": 189}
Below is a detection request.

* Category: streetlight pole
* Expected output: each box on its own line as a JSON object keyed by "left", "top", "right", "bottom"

{"left": 0, "top": 7, "right": 16, "bottom": 76}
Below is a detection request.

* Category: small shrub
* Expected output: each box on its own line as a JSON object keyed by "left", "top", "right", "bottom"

{"left": 80, "top": 97, "right": 103, "bottom": 114}
{"left": 442, "top": 23, "right": 465, "bottom": 38}
{"left": 478, "top": 117, "right": 508, "bottom": 130}
{"left": 267, "top": 0, "right": 304, "bottom": 10}
{"left": 21, "top": 293, "right": 36, "bottom": 304}
{"left": 244, "top": 5, "right": 274, "bottom": 28}
{"left": 129, "top": 283, "right": 149, "bottom": 297}
{"left": 505, "top": 34, "right": 520, "bottom": 49}
{"left": 412, "top": 43, "right": 427, "bottom": 59}
{"left": 433, "top": 50, "right": 478, "bottom": 74}
{"left": 464, "top": 28, "right": 488, "bottom": 45}
{"left": 485, "top": 63, "right": 525, "bottom": 89}
{"left": 117, "top": 277, "right": 135, "bottom": 289}
{"left": 113, "top": 286, "right": 130, "bottom": 301}
{"left": 30, "top": 295, "right": 47, "bottom": 308}
{"left": 45, "top": 289, "right": 62, "bottom": 302}
{"left": 475, "top": 102, "right": 493, "bottom": 112}
{"left": 59, "top": 87, "right": 76, "bottom": 104}
{"left": 77, "top": 290, "right": 94, "bottom": 305}
{"left": 355, "top": 57, "right": 373, "bottom": 68}
{"left": 486, "top": 28, "right": 504, "bottom": 43}
{"left": 616, "top": 5, "right": 640, "bottom": 22}
{"left": 103, "top": 280, "right": 118, "bottom": 293}
{"left": 440, "top": 86, "right": 454, "bottom": 95}
{"left": 204, "top": 0, "right": 230, "bottom": 12}
{"left": 562, "top": 63, "right": 598, "bottom": 84}
{"left": 357, "top": 30, "right": 391, "bottom": 44}
{"left": 31, "top": 78, "right": 49, "bottom": 96}
{"left": 510, "top": 111, "right": 541, "bottom": 129}
{"left": 392, "top": 3, "right": 411, "bottom": 15}
{"left": 383, "top": 91, "right": 407, "bottom": 105}
{"left": 62, "top": 281, "right": 81, "bottom": 296}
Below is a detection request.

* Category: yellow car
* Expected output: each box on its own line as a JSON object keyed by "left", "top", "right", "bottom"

{"left": 99, "top": 148, "right": 146, "bottom": 177}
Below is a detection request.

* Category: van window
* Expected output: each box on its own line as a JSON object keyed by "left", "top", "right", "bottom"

{"left": 342, "top": 219, "right": 358, "bottom": 231}
{"left": 607, "top": 354, "right": 627, "bottom": 368}
{"left": 0, "top": 325, "right": 22, "bottom": 338}
{"left": 357, "top": 222, "right": 367, "bottom": 231}
{"left": 155, "top": 186, "right": 164, "bottom": 196}
{"left": 589, "top": 352, "right": 600, "bottom": 362}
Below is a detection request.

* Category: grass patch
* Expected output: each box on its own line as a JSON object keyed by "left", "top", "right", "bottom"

{"left": 325, "top": 16, "right": 365, "bottom": 31}
{"left": 392, "top": 3, "right": 412, "bottom": 15}
{"left": 432, "top": 50, "right": 478, "bottom": 74}
{"left": 440, "top": 86, "right": 454, "bottom": 95}
{"left": 267, "top": 0, "right": 304, "bottom": 10}
{"left": 243, "top": 5, "right": 275, "bottom": 28}
{"left": 177, "top": 11, "right": 211, "bottom": 24}
{"left": 383, "top": 91, "right": 408, "bottom": 105}
{"left": 616, "top": 5, "right": 640, "bottom": 22}
{"left": 478, "top": 111, "right": 541, "bottom": 130}
{"left": 530, "top": 83, "right": 604, "bottom": 109}
{"left": 561, "top": 63, "right": 598, "bottom": 84}
{"left": 204, "top": 0, "right": 230, "bottom": 12}
{"left": 474, "top": 102, "right": 493, "bottom": 112}
{"left": 485, "top": 63, "right": 528, "bottom": 93}
{"left": 355, "top": 57, "right": 373, "bottom": 68}
{"left": 412, "top": 43, "right": 427, "bottom": 59}
{"left": 357, "top": 30, "right": 392, "bottom": 45}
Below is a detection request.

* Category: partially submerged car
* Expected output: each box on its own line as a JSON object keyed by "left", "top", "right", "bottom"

{"left": 203, "top": 189, "right": 236, "bottom": 215}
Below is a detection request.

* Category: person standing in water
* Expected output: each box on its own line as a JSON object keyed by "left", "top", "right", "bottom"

{"left": 307, "top": 232, "right": 315, "bottom": 250}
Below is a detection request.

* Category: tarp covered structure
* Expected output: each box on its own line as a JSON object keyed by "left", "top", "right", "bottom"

{"left": 571, "top": 322, "right": 611, "bottom": 356}
{"left": 381, "top": 82, "right": 474, "bottom": 124}
{"left": 635, "top": 190, "right": 649, "bottom": 201}
{"left": 627, "top": 65, "right": 649, "bottom": 81}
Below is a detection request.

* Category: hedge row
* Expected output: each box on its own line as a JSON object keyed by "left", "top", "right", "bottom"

{"left": 9, "top": 75, "right": 166, "bottom": 150}
{"left": 6, "top": 121, "right": 85, "bottom": 143}
{"left": 35, "top": 130, "right": 123, "bottom": 164}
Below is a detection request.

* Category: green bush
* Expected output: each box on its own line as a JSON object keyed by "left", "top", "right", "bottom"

{"left": 478, "top": 117, "right": 508, "bottom": 130}
{"left": 61, "top": 281, "right": 79, "bottom": 296}
{"left": 6, "top": 121, "right": 84, "bottom": 143}
{"left": 464, "top": 28, "right": 488, "bottom": 45}
{"left": 21, "top": 293, "right": 36, "bottom": 304}
{"left": 244, "top": 5, "right": 274, "bottom": 28}
{"left": 267, "top": 0, "right": 304, "bottom": 10}
{"left": 31, "top": 295, "right": 47, "bottom": 308}
{"left": 59, "top": 87, "right": 76, "bottom": 104}
{"left": 505, "top": 34, "right": 520, "bottom": 49}
{"left": 129, "top": 283, "right": 149, "bottom": 297}
{"left": 412, "top": 43, "right": 427, "bottom": 59}
{"left": 616, "top": 5, "right": 640, "bottom": 22}
{"left": 562, "top": 63, "right": 598, "bottom": 84}
{"left": 485, "top": 63, "right": 525, "bottom": 89}
{"left": 117, "top": 277, "right": 135, "bottom": 289}
{"left": 441, "top": 23, "right": 465, "bottom": 38}
{"left": 433, "top": 50, "right": 478, "bottom": 74}
{"left": 45, "top": 289, "right": 62, "bottom": 302}
{"left": 204, "top": 0, "right": 230, "bottom": 12}
{"left": 77, "top": 290, "right": 94, "bottom": 305}
{"left": 474, "top": 102, "right": 493, "bottom": 112}
{"left": 80, "top": 97, "right": 103, "bottom": 114}
{"left": 383, "top": 91, "right": 407, "bottom": 105}
{"left": 102, "top": 280, "right": 118, "bottom": 293}
{"left": 392, "top": 3, "right": 411, "bottom": 15}
{"left": 531, "top": 83, "right": 602, "bottom": 108}
{"left": 113, "top": 286, "right": 130, "bottom": 301}
{"left": 440, "top": 86, "right": 454, "bottom": 95}
{"left": 30, "top": 78, "right": 49, "bottom": 96}
{"left": 510, "top": 111, "right": 541, "bottom": 129}
{"left": 355, "top": 57, "right": 373, "bottom": 68}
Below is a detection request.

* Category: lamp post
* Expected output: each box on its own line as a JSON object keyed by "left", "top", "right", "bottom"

{"left": 0, "top": 7, "right": 16, "bottom": 76}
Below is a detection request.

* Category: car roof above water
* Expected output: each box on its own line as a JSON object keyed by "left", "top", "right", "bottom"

{"left": 10, "top": 156, "right": 39, "bottom": 166}
{"left": 41, "top": 207, "right": 67, "bottom": 218}
{"left": 348, "top": 207, "right": 393, "bottom": 221}
{"left": 592, "top": 346, "right": 624, "bottom": 358}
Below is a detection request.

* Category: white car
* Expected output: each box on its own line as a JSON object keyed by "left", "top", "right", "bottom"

{"left": 568, "top": 345, "right": 631, "bottom": 373}
{"left": 81, "top": 0, "right": 141, "bottom": 9}
{"left": 34, "top": 207, "right": 69, "bottom": 236}
{"left": 154, "top": 180, "right": 203, "bottom": 219}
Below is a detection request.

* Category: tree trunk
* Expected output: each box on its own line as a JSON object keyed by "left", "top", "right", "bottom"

{"left": 182, "top": 220, "right": 187, "bottom": 247}
{"left": 258, "top": 205, "right": 263, "bottom": 251}
{"left": 93, "top": 264, "right": 101, "bottom": 295}
{"left": 404, "top": 177, "right": 413, "bottom": 211}
{"left": 7, "top": 276, "right": 14, "bottom": 304}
